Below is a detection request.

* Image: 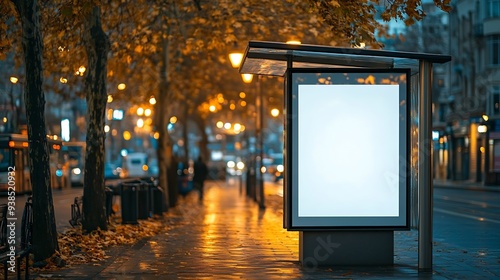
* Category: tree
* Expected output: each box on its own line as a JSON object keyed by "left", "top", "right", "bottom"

{"left": 6, "top": 0, "right": 59, "bottom": 261}
{"left": 36, "top": 0, "right": 111, "bottom": 232}
{"left": 306, "top": 0, "right": 452, "bottom": 47}
{"left": 81, "top": 4, "right": 110, "bottom": 232}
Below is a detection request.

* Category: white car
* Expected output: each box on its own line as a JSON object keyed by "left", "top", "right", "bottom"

{"left": 226, "top": 158, "right": 245, "bottom": 176}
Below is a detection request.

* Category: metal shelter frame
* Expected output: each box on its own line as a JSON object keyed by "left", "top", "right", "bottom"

{"left": 239, "top": 41, "right": 451, "bottom": 271}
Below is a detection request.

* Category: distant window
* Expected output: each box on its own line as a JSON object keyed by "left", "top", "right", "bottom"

{"left": 487, "top": 35, "right": 500, "bottom": 65}
{"left": 487, "top": 0, "right": 500, "bottom": 18}
{"left": 131, "top": 159, "right": 142, "bottom": 165}
{"left": 477, "top": 1, "right": 481, "bottom": 20}
{"left": 493, "top": 86, "right": 500, "bottom": 115}
{"left": 438, "top": 104, "right": 445, "bottom": 123}
{"left": 438, "top": 79, "right": 445, "bottom": 87}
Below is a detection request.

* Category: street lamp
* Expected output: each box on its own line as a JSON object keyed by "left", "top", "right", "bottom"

{"left": 478, "top": 115, "right": 490, "bottom": 184}
{"left": 270, "top": 108, "right": 280, "bottom": 117}
{"left": 241, "top": 74, "right": 253, "bottom": 83}
{"left": 478, "top": 125, "right": 487, "bottom": 133}
{"left": 117, "top": 83, "right": 126, "bottom": 91}
{"left": 149, "top": 96, "right": 157, "bottom": 105}
{"left": 228, "top": 50, "right": 265, "bottom": 209}
{"left": 229, "top": 51, "right": 254, "bottom": 85}
{"left": 8, "top": 76, "right": 20, "bottom": 132}
{"left": 286, "top": 39, "right": 301, "bottom": 45}
{"left": 229, "top": 53, "right": 244, "bottom": 68}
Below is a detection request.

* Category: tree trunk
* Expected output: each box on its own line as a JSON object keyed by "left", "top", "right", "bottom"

{"left": 181, "top": 104, "right": 189, "bottom": 159}
{"left": 11, "top": 0, "right": 59, "bottom": 261}
{"left": 156, "top": 33, "right": 172, "bottom": 211}
{"left": 192, "top": 113, "right": 209, "bottom": 161}
{"left": 82, "top": 5, "right": 109, "bottom": 232}
{"left": 8, "top": 86, "right": 18, "bottom": 132}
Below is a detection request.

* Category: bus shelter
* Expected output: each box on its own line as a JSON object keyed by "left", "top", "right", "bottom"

{"left": 238, "top": 41, "right": 451, "bottom": 271}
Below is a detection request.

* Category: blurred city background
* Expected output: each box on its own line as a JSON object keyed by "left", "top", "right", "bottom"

{"left": 1, "top": 0, "right": 500, "bottom": 187}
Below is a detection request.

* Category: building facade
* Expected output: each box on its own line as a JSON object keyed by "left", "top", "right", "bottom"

{"left": 380, "top": 0, "right": 500, "bottom": 184}
{"left": 446, "top": 0, "right": 500, "bottom": 184}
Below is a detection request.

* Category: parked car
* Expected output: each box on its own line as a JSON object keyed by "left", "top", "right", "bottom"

{"left": 121, "top": 152, "right": 149, "bottom": 178}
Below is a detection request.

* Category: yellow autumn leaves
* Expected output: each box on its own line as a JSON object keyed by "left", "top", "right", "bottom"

{"left": 37, "top": 217, "right": 164, "bottom": 270}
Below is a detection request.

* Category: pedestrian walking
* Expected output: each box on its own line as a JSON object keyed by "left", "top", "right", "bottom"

{"left": 193, "top": 156, "right": 208, "bottom": 200}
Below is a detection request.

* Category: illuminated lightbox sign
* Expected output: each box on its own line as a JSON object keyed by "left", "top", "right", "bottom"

{"left": 286, "top": 69, "right": 410, "bottom": 230}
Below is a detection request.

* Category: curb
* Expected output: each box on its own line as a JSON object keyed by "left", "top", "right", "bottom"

{"left": 434, "top": 182, "right": 500, "bottom": 192}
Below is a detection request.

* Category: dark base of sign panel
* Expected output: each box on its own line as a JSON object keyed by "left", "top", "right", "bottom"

{"left": 299, "top": 230, "right": 394, "bottom": 266}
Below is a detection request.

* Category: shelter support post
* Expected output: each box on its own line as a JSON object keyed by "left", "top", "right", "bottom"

{"left": 418, "top": 60, "right": 433, "bottom": 272}
{"left": 257, "top": 76, "right": 265, "bottom": 209}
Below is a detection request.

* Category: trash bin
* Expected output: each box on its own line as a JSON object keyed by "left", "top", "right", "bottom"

{"left": 141, "top": 177, "right": 160, "bottom": 216}
{"left": 137, "top": 182, "right": 151, "bottom": 219}
{"left": 139, "top": 177, "right": 161, "bottom": 215}
{"left": 141, "top": 177, "right": 167, "bottom": 213}
{"left": 105, "top": 187, "right": 114, "bottom": 219}
{"left": 149, "top": 184, "right": 164, "bottom": 215}
{"left": 120, "top": 182, "right": 139, "bottom": 224}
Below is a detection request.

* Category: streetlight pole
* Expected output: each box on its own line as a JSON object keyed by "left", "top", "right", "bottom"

{"left": 9, "top": 76, "right": 19, "bottom": 133}
{"left": 229, "top": 50, "right": 265, "bottom": 207}
{"left": 257, "top": 76, "right": 265, "bottom": 209}
{"left": 479, "top": 115, "right": 490, "bottom": 184}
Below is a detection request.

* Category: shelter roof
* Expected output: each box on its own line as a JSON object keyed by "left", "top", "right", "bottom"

{"left": 240, "top": 41, "right": 452, "bottom": 76}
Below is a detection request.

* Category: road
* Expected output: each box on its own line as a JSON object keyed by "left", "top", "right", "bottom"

{"left": 0, "top": 187, "right": 84, "bottom": 241}
{"left": 433, "top": 188, "right": 500, "bottom": 251}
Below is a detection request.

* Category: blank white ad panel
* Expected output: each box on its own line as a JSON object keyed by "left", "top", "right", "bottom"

{"left": 297, "top": 84, "right": 400, "bottom": 217}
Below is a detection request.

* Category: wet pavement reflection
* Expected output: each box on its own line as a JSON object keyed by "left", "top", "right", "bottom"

{"left": 101, "top": 180, "right": 304, "bottom": 279}
{"left": 36, "top": 180, "right": 499, "bottom": 279}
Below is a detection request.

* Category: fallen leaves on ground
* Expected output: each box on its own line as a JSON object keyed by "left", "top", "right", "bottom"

{"left": 33, "top": 216, "right": 165, "bottom": 272}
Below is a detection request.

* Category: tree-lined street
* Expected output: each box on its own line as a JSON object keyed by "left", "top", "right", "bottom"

{"left": 4, "top": 0, "right": 500, "bottom": 278}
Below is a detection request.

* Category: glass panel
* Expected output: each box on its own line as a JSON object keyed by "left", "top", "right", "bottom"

{"left": 410, "top": 73, "right": 420, "bottom": 229}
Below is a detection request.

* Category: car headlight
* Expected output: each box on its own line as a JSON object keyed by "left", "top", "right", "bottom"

{"left": 277, "top": 165, "right": 284, "bottom": 173}
{"left": 236, "top": 161, "right": 245, "bottom": 170}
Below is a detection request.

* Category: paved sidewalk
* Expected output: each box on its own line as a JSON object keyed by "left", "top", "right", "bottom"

{"left": 32, "top": 180, "right": 499, "bottom": 279}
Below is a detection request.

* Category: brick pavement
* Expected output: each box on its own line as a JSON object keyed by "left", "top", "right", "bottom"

{"left": 32, "top": 180, "right": 499, "bottom": 279}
